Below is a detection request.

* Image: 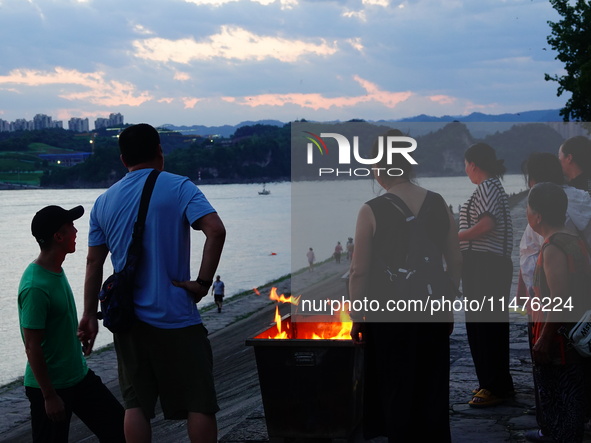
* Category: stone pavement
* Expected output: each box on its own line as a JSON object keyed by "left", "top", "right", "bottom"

{"left": 2, "top": 192, "right": 590, "bottom": 442}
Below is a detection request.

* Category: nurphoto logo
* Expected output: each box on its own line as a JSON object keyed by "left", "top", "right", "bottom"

{"left": 303, "top": 131, "right": 418, "bottom": 177}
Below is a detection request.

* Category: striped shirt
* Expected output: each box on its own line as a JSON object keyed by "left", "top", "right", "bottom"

{"left": 459, "top": 177, "right": 513, "bottom": 257}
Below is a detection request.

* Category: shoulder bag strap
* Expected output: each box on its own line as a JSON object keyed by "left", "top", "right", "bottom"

{"left": 127, "top": 169, "right": 160, "bottom": 258}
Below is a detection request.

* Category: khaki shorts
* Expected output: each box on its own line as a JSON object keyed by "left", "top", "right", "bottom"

{"left": 114, "top": 321, "right": 219, "bottom": 420}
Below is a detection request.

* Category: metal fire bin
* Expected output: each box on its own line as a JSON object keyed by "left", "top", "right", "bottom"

{"left": 245, "top": 315, "right": 364, "bottom": 442}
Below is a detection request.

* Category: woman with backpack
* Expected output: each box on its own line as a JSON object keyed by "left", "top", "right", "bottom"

{"left": 349, "top": 129, "right": 462, "bottom": 442}
{"left": 458, "top": 143, "right": 515, "bottom": 407}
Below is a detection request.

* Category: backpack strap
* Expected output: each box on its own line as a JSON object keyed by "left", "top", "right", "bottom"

{"left": 382, "top": 191, "right": 435, "bottom": 222}
{"left": 381, "top": 193, "right": 416, "bottom": 222}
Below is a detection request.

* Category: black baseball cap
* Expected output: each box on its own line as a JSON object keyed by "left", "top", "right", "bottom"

{"left": 31, "top": 205, "right": 84, "bottom": 245}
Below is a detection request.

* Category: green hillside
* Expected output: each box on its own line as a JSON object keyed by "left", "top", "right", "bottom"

{"left": 0, "top": 135, "right": 92, "bottom": 186}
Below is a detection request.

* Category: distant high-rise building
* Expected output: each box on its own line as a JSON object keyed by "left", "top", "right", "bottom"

{"left": 109, "top": 113, "right": 124, "bottom": 126}
{"left": 13, "top": 119, "right": 34, "bottom": 131}
{"left": 0, "top": 112, "right": 123, "bottom": 132}
{"left": 69, "top": 117, "right": 90, "bottom": 132}
{"left": 95, "top": 113, "right": 124, "bottom": 130}
{"left": 33, "top": 114, "right": 52, "bottom": 130}
{"left": 94, "top": 117, "right": 110, "bottom": 130}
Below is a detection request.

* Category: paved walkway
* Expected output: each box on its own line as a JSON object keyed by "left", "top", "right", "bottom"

{"left": 2, "top": 192, "right": 590, "bottom": 442}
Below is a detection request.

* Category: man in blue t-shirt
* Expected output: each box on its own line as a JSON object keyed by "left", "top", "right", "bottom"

{"left": 19, "top": 205, "right": 124, "bottom": 443}
{"left": 78, "top": 124, "right": 226, "bottom": 443}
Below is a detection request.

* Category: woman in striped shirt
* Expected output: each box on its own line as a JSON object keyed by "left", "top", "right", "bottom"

{"left": 458, "top": 143, "right": 515, "bottom": 408}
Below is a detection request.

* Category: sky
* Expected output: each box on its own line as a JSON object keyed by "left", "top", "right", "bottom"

{"left": 0, "top": 0, "right": 568, "bottom": 128}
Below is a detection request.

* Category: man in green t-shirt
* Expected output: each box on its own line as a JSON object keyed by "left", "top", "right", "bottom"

{"left": 18, "top": 205, "right": 124, "bottom": 443}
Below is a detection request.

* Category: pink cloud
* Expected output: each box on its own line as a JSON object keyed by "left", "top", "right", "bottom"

{"left": 0, "top": 67, "right": 152, "bottom": 107}
{"left": 230, "top": 76, "right": 412, "bottom": 110}
{"left": 182, "top": 97, "right": 200, "bottom": 108}
{"left": 428, "top": 94, "right": 456, "bottom": 105}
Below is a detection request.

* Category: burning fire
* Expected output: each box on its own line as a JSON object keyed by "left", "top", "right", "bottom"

{"left": 254, "top": 287, "right": 352, "bottom": 340}
{"left": 268, "top": 287, "right": 301, "bottom": 305}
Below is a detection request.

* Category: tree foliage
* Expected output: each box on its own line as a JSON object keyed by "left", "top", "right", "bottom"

{"left": 165, "top": 124, "right": 291, "bottom": 181}
{"left": 545, "top": 0, "right": 591, "bottom": 121}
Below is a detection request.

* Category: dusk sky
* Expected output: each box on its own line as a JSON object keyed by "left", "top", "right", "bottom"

{"left": 0, "top": 0, "right": 568, "bottom": 128}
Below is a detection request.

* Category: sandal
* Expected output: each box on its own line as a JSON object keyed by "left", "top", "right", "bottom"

{"left": 468, "top": 388, "right": 504, "bottom": 408}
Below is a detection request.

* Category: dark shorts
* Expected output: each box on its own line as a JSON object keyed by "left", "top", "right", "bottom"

{"left": 114, "top": 321, "right": 219, "bottom": 420}
{"left": 25, "top": 369, "right": 124, "bottom": 443}
{"left": 214, "top": 294, "right": 224, "bottom": 303}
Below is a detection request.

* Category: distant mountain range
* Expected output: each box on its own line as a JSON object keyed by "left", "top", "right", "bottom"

{"left": 161, "top": 120, "right": 286, "bottom": 138}
{"left": 394, "top": 109, "right": 563, "bottom": 123}
{"left": 161, "top": 109, "right": 564, "bottom": 137}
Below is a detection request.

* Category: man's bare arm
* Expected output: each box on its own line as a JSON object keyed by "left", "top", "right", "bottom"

{"left": 78, "top": 244, "right": 109, "bottom": 355}
{"left": 23, "top": 328, "right": 67, "bottom": 422}
{"left": 173, "top": 212, "right": 226, "bottom": 302}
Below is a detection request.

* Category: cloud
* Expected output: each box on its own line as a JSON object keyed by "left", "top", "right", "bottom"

{"left": 342, "top": 9, "right": 366, "bottom": 21}
{"left": 226, "top": 75, "right": 412, "bottom": 110}
{"left": 132, "top": 25, "right": 337, "bottom": 64}
{"left": 347, "top": 38, "right": 364, "bottom": 52}
{"left": 429, "top": 95, "right": 456, "bottom": 105}
{"left": 182, "top": 97, "right": 201, "bottom": 108}
{"left": 0, "top": 67, "right": 152, "bottom": 107}
{"left": 174, "top": 71, "right": 191, "bottom": 81}
{"left": 132, "top": 23, "right": 154, "bottom": 35}
{"left": 362, "top": 0, "right": 390, "bottom": 6}
{"left": 184, "top": 0, "right": 297, "bottom": 9}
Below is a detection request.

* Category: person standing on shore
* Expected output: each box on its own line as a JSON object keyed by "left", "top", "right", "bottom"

{"left": 524, "top": 183, "right": 590, "bottom": 443}
{"left": 519, "top": 152, "right": 591, "bottom": 297}
{"left": 78, "top": 123, "right": 226, "bottom": 443}
{"left": 212, "top": 275, "right": 225, "bottom": 313}
{"left": 18, "top": 205, "right": 125, "bottom": 443}
{"left": 346, "top": 237, "right": 354, "bottom": 261}
{"left": 558, "top": 135, "right": 591, "bottom": 195}
{"left": 307, "top": 247, "right": 315, "bottom": 271}
{"left": 333, "top": 241, "right": 343, "bottom": 264}
{"left": 349, "top": 129, "right": 462, "bottom": 442}
{"left": 458, "top": 143, "right": 515, "bottom": 408}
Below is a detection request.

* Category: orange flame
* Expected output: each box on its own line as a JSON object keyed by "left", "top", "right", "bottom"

{"left": 269, "top": 287, "right": 300, "bottom": 305}
{"left": 275, "top": 305, "right": 281, "bottom": 334}
{"left": 255, "top": 289, "right": 352, "bottom": 340}
{"left": 273, "top": 306, "right": 289, "bottom": 339}
{"left": 253, "top": 287, "right": 261, "bottom": 296}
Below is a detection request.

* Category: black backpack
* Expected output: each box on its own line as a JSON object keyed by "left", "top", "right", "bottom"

{"left": 380, "top": 192, "right": 452, "bottom": 305}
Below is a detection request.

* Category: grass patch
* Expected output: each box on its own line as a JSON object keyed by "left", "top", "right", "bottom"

{"left": 0, "top": 158, "right": 36, "bottom": 171}
{"left": 28, "top": 143, "right": 77, "bottom": 154}
{"left": 88, "top": 342, "right": 115, "bottom": 357}
{"left": 0, "top": 376, "right": 24, "bottom": 392}
{"left": 0, "top": 171, "right": 43, "bottom": 185}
